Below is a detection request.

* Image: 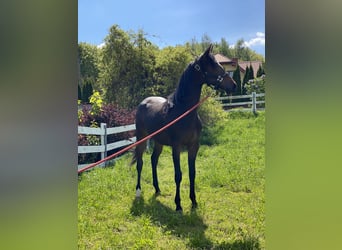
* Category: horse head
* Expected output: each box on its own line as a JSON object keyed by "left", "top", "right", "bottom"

{"left": 195, "top": 44, "right": 237, "bottom": 94}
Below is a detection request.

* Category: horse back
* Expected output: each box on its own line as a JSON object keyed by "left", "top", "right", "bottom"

{"left": 135, "top": 96, "right": 202, "bottom": 146}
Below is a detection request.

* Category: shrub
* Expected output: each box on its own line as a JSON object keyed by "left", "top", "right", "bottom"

{"left": 97, "top": 104, "right": 136, "bottom": 144}
{"left": 89, "top": 91, "right": 103, "bottom": 115}
{"left": 244, "top": 76, "right": 265, "bottom": 94}
{"left": 198, "top": 86, "right": 228, "bottom": 145}
{"left": 244, "top": 76, "right": 265, "bottom": 108}
{"left": 78, "top": 120, "right": 101, "bottom": 164}
{"left": 78, "top": 103, "right": 136, "bottom": 165}
{"left": 198, "top": 86, "right": 227, "bottom": 126}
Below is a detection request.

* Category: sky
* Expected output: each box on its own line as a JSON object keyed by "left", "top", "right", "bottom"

{"left": 78, "top": 0, "right": 265, "bottom": 56}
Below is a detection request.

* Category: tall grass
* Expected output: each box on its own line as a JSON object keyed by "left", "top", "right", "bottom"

{"left": 78, "top": 111, "right": 265, "bottom": 249}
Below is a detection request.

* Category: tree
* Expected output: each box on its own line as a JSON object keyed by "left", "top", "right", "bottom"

{"left": 97, "top": 25, "right": 160, "bottom": 108}
{"left": 234, "top": 39, "right": 248, "bottom": 60}
{"left": 78, "top": 43, "right": 100, "bottom": 91}
{"left": 219, "top": 38, "right": 229, "bottom": 56}
{"left": 128, "top": 29, "right": 158, "bottom": 106}
{"left": 243, "top": 65, "right": 250, "bottom": 84}
{"left": 82, "top": 81, "right": 93, "bottom": 103}
{"left": 232, "top": 65, "right": 242, "bottom": 95}
{"left": 98, "top": 25, "right": 135, "bottom": 107}
{"left": 201, "top": 33, "right": 212, "bottom": 52}
{"left": 81, "top": 83, "right": 87, "bottom": 103}
{"left": 257, "top": 64, "right": 263, "bottom": 77}
{"left": 78, "top": 84, "right": 82, "bottom": 101}
{"left": 248, "top": 64, "right": 255, "bottom": 80}
{"left": 218, "top": 37, "right": 234, "bottom": 58}
{"left": 231, "top": 39, "right": 265, "bottom": 61}
{"left": 242, "top": 66, "right": 250, "bottom": 95}
{"left": 154, "top": 46, "right": 193, "bottom": 97}
{"left": 187, "top": 37, "right": 202, "bottom": 56}
{"left": 257, "top": 64, "right": 266, "bottom": 77}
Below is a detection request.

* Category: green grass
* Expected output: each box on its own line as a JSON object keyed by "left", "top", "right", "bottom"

{"left": 78, "top": 111, "right": 265, "bottom": 249}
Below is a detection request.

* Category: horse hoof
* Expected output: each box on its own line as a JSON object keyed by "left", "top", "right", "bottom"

{"left": 176, "top": 206, "right": 183, "bottom": 213}
{"left": 135, "top": 188, "right": 141, "bottom": 198}
{"left": 154, "top": 191, "right": 161, "bottom": 197}
{"left": 191, "top": 202, "right": 198, "bottom": 210}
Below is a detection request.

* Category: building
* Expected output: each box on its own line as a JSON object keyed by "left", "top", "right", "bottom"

{"left": 214, "top": 53, "right": 263, "bottom": 80}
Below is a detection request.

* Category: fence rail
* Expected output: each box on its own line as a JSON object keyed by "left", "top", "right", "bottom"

{"left": 78, "top": 123, "right": 136, "bottom": 170}
{"left": 216, "top": 92, "right": 265, "bottom": 112}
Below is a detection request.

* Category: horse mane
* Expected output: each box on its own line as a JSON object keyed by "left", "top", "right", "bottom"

{"left": 167, "top": 62, "right": 195, "bottom": 107}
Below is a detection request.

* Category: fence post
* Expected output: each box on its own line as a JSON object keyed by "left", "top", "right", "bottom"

{"left": 100, "top": 123, "right": 107, "bottom": 167}
{"left": 252, "top": 92, "right": 257, "bottom": 114}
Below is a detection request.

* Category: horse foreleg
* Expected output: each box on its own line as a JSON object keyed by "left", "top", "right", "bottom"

{"left": 151, "top": 142, "right": 163, "bottom": 195}
{"left": 188, "top": 143, "right": 199, "bottom": 209}
{"left": 172, "top": 145, "right": 182, "bottom": 211}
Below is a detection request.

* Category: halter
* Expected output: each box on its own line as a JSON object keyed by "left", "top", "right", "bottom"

{"left": 193, "top": 62, "right": 227, "bottom": 90}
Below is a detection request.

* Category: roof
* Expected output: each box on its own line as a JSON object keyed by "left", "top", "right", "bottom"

{"left": 214, "top": 53, "right": 232, "bottom": 64}
{"left": 238, "top": 61, "right": 263, "bottom": 77}
{"left": 214, "top": 53, "right": 263, "bottom": 78}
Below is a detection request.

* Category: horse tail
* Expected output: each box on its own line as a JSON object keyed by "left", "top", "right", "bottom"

{"left": 130, "top": 149, "right": 137, "bottom": 166}
{"left": 130, "top": 136, "right": 147, "bottom": 166}
{"left": 131, "top": 105, "right": 148, "bottom": 166}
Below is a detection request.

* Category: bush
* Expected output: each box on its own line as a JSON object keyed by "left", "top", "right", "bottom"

{"left": 198, "top": 86, "right": 227, "bottom": 126}
{"left": 198, "top": 86, "right": 228, "bottom": 145}
{"left": 78, "top": 102, "right": 136, "bottom": 165}
{"left": 244, "top": 76, "right": 265, "bottom": 94}
{"left": 78, "top": 120, "right": 101, "bottom": 164}
{"left": 97, "top": 104, "right": 136, "bottom": 145}
{"left": 244, "top": 76, "right": 265, "bottom": 109}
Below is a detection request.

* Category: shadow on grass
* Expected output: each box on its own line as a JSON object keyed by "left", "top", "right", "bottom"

{"left": 130, "top": 195, "right": 261, "bottom": 249}
{"left": 214, "top": 239, "right": 261, "bottom": 250}
{"left": 130, "top": 195, "right": 212, "bottom": 249}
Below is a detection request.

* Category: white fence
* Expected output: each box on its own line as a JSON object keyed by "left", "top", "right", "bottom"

{"left": 216, "top": 92, "right": 265, "bottom": 112}
{"left": 78, "top": 123, "right": 136, "bottom": 170}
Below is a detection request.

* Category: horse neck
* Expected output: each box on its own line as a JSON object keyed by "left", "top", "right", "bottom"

{"left": 172, "top": 65, "right": 203, "bottom": 109}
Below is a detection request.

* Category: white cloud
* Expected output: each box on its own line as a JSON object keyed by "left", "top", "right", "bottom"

{"left": 97, "top": 42, "right": 105, "bottom": 48}
{"left": 256, "top": 32, "right": 265, "bottom": 38}
{"left": 244, "top": 32, "right": 265, "bottom": 48}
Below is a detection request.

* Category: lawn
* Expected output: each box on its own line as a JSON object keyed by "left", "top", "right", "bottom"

{"left": 78, "top": 110, "right": 265, "bottom": 249}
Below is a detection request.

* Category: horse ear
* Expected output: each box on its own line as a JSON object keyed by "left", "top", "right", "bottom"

{"left": 203, "top": 44, "right": 213, "bottom": 58}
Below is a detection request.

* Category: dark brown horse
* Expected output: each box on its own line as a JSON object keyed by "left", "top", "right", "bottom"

{"left": 132, "top": 44, "right": 236, "bottom": 211}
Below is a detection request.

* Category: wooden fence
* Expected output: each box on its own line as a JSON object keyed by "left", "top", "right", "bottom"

{"left": 78, "top": 92, "right": 265, "bottom": 169}
{"left": 78, "top": 123, "right": 136, "bottom": 170}
{"left": 216, "top": 92, "right": 265, "bottom": 113}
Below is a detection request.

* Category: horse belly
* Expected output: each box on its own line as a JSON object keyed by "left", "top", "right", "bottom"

{"left": 152, "top": 129, "right": 198, "bottom": 147}
{"left": 152, "top": 132, "right": 172, "bottom": 146}
{"left": 179, "top": 129, "right": 200, "bottom": 146}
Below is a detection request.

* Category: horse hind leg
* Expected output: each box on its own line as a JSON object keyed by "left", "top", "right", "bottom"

{"left": 134, "top": 138, "right": 147, "bottom": 198}
{"left": 134, "top": 105, "right": 149, "bottom": 198}
{"left": 151, "top": 142, "right": 163, "bottom": 195}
